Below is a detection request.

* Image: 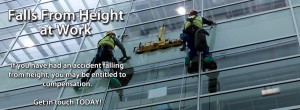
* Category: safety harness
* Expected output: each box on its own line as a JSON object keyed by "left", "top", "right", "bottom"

{"left": 98, "top": 35, "right": 115, "bottom": 49}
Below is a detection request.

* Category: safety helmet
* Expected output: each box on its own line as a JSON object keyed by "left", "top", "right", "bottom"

{"left": 189, "top": 9, "right": 198, "bottom": 16}
{"left": 106, "top": 30, "right": 116, "bottom": 37}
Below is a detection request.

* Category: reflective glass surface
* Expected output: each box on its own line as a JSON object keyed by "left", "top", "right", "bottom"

{"left": 103, "top": 76, "right": 197, "bottom": 109}
{"left": 200, "top": 81, "right": 300, "bottom": 110}
{"left": 212, "top": 36, "right": 300, "bottom": 69}
{"left": 203, "top": 0, "right": 288, "bottom": 21}
{"left": 294, "top": 7, "right": 300, "bottom": 32}
{"left": 60, "top": 78, "right": 109, "bottom": 98}
{"left": 6, "top": 38, "right": 81, "bottom": 63}
{"left": 125, "top": 16, "right": 184, "bottom": 41}
{"left": 201, "top": 55, "right": 300, "bottom": 94}
{"left": 0, "top": 24, "right": 23, "bottom": 39}
{"left": 128, "top": 1, "right": 192, "bottom": 26}
{"left": 56, "top": 93, "right": 104, "bottom": 110}
{"left": 0, "top": 38, "right": 14, "bottom": 52}
{"left": 0, "top": 0, "right": 38, "bottom": 12}
{"left": 0, "top": 86, "right": 60, "bottom": 109}
{"left": 1, "top": 54, "right": 75, "bottom": 91}
{"left": 0, "top": 6, "right": 35, "bottom": 29}
{"left": 132, "top": 0, "right": 184, "bottom": 12}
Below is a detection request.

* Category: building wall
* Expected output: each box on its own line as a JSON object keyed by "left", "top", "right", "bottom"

{"left": 0, "top": 0, "right": 300, "bottom": 110}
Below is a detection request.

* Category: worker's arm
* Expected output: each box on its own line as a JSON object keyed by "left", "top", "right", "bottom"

{"left": 114, "top": 38, "right": 128, "bottom": 57}
{"left": 202, "top": 17, "right": 215, "bottom": 26}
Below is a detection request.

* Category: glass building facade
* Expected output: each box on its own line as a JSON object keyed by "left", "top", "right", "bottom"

{"left": 1, "top": 0, "right": 300, "bottom": 109}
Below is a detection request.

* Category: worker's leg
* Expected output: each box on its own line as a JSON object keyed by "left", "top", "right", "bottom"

{"left": 81, "top": 48, "right": 104, "bottom": 82}
{"left": 203, "top": 46, "right": 210, "bottom": 57}
{"left": 180, "top": 33, "right": 188, "bottom": 51}
{"left": 81, "top": 56, "right": 102, "bottom": 82}
{"left": 184, "top": 34, "right": 197, "bottom": 67}
{"left": 185, "top": 48, "right": 197, "bottom": 68}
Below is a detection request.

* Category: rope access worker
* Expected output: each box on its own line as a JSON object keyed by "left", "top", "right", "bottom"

{"left": 180, "top": 9, "right": 216, "bottom": 72}
{"left": 81, "top": 30, "right": 131, "bottom": 83}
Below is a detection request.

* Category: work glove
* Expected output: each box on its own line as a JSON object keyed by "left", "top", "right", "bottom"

{"left": 119, "top": 56, "right": 131, "bottom": 63}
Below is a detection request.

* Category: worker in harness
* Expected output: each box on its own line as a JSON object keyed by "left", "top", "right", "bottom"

{"left": 180, "top": 9, "right": 216, "bottom": 72}
{"left": 80, "top": 30, "right": 131, "bottom": 83}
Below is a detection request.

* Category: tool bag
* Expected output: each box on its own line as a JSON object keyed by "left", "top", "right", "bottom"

{"left": 194, "top": 29, "right": 209, "bottom": 52}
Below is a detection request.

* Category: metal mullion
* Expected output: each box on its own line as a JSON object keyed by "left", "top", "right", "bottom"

{"left": 0, "top": 0, "right": 14, "bottom": 4}
{"left": 120, "top": 0, "right": 134, "bottom": 42}
{"left": 0, "top": 23, "right": 24, "bottom": 30}
{"left": 60, "top": 88, "right": 106, "bottom": 100}
{"left": 0, "top": 0, "right": 41, "bottom": 65}
{"left": 203, "top": 0, "right": 253, "bottom": 11}
{"left": 0, "top": 78, "right": 65, "bottom": 94}
{"left": 9, "top": 36, "right": 80, "bottom": 52}
{"left": 213, "top": 38, "right": 298, "bottom": 59}
{"left": 34, "top": 0, "right": 60, "bottom": 5}
{"left": 18, "top": 21, "right": 89, "bottom": 38}
{"left": 293, "top": 4, "right": 300, "bottom": 8}
{"left": 105, "top": 73, "right": 197, "bottom": 94}
{"left": 199, "top": 78, "right": 300, "bottom": 98}
{"left": 96, "top": 0, "right": 131, "bottom": 9}
{"left": 0, "top": 51, "right": 7, "bottom": 54}
{"left": 126, "top": 14, "right": 183, "bottom": 28}
{"left": 271, "top": 105, "right": 300, "bottom": 110}
{"left": 1, "top": 103, "right": 36, "bottom": 110}
{"left": 0, "top": 37, "right": 16, "bottom": 43}
{"left": 0, "top": 4, "right": 36, "bottom": 13}
{"left": 198, "top": 0, "right": 204, "bottom": 109}
{"left": 120, "top": 96, "right": 197, "bottom": 110}
{"left": 197, "top": 53, "right": 203, "bottom": 110}
{"left": 287, "top": 0, "right": 300, "bottom": 47}
{"left": 193, "top": 0, "right": 195, "bottom": 9}
{"left": 210, "top": 34, "right": 296, "bottom": 53}
{"left": 0, "top": 82, "right": 42, "bottom": 94}
{"left": 133, "top": 61, "right": 183, "bottom": 74}
{"left": 0, "top": 51, "right": 76, "bottom": 68}
{"left": 130, "top": 0, "right": 186, "bottom": 13}
{"left": 179, "top": 1, "right": 187, "bottom": 108}
{"left": 0, "top": 38, "right": 13, "bottom": 50}
{"left": 100, "top": 80, "right": 111, "bottom": 110}
{"left": 88, "top": 26, "right": 124, "bottom": 36}
{"left": 201, "top": 54, "right": 300, "bottom": 76}
{"left": 215, "top": 6, "right": 289, "bottom": 25}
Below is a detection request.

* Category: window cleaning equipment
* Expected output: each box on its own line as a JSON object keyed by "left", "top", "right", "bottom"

{"left": 133, "top": 24, "right": 183, "bottom": 54}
